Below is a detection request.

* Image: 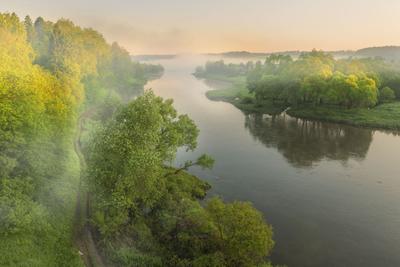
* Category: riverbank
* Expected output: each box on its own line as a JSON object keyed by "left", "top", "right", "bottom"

{"left": 198, "top": 74, "right": 288, "bottom": 114}
{"left": 288, "top": 103, "right": 400, "bottom": 131}
{"left": 199, "top": 74, "right": 400, "bottom": 131}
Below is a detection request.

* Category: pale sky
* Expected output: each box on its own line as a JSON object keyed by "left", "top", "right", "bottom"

{"left": 2, "top": 0, "right": 400, "bottom": 54}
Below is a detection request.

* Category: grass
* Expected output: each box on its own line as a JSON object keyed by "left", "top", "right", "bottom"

{"left": 202, "top": 74, "right": 287, "bottom": 114}
{"left": 205, "top": 81, "right": 250, "bottom": 100}
{"left": 288, "top": 102, "right": 400, "bottom": 131}
{"left": 197, "top": 73, "right": 246, "bottom": 84}
{"left": 202, "top": 74, "right": 249, "bottom": 102}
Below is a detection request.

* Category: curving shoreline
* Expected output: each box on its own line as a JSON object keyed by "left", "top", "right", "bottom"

{"left": 200, "top": 75, "right": 400, "bottom": 131}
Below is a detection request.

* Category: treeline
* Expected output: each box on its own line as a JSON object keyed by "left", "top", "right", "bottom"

{"left": 248, "top": 50, "right": 400, "bottom": 108}
{"left": 194, "top": 60, "right": 255, "bottom": 78}
{"left": 198, "top": 51, "right": 400, "bottom": 109}
{"left": 1, "top": 12, "right": 277, "bottom": 267}
{"left": 355, "top": 46, "right": 400, "bottom": 61}
{"left": 0, "top": 12, "right": 162, "bottom": 266}
{"left": 86, "top": 91, "right": 276, "bottom": 267}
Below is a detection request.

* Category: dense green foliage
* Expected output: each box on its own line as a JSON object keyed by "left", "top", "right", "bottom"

{"left": 86, "top": 92, "right": 276, "bottom": 266}
{"left": 379, "top": 86, "right": 396, "bottom": 103}
{"left": 196, "top": 50, "right": 400, "bottom": 128}
{"left": 198, "top": 51, "right": 400, "bottom": 108}
{"left": 246, "top": 50, "right": 399, "bottom": 108}
{"left": 2, "top": 11, "right": 276, "bottom": 267}
{"left": 0, "top": 12, "right": 162, "bottom": 266}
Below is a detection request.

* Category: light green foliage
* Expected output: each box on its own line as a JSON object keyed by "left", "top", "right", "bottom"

{"left": 195, "top": 154, "right": 215, "bottom": 169}
{"left": 206, "top": 197, "right": 274, "bottom": 267}
{"left": 326, "top": 72, "right": 378, "bottom": 108}
{"left": 87, "top": 91, "right": 200, "bottom": 236}
{"left": 168, "top": 154, "right": 215, "bottom": 177}
{"left": 0, "top": 12, "right": 162, "bottom": 266}
{"left": 152, "top": 196, "right": 274, "bottom": 267}
{"left": 198, "top": 49, "right": 400, "bottom": 111}
{"left": 86, "top": 92, "right": 276, "bottom": 266}
{"left": 1, "top": 11, "right": 275, "bottom": 266}
{"left": 0, "top": 178, "right": 47, "bottom": 236}
{"left": 248, "top": 50, "right": 379, "bottom": 108}
{"left": 200, "top": 52, "right": 400, "bottom": 129}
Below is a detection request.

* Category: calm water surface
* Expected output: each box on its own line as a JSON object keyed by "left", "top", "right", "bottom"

{"left": 146, "top": 55, "right": 400, "bottom": 267}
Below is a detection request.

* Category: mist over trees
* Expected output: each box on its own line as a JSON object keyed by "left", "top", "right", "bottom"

{"left": 251, "top": 51, "right": 400, "bottom": 108}
{"left": 0, "top": 12, "right": 161, "bottom": 266}
{"left": 355, "top": 46, "right": 400, "bottom": 61}
{"left": 1, "top": 12, "right": 277, "bottom": 267}
{"left": 198, "top": 50, "right": 400, "bottom": 109}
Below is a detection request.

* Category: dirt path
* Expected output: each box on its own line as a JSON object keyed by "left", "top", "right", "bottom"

{"left": 73, "top": 109, "right": 107, "bottom": 267}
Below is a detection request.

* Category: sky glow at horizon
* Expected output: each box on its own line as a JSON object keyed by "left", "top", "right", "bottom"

{"left": 3, "top": 0, "right": 400, "bottom": 54}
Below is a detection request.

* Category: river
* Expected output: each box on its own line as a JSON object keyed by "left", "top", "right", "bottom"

{"left": 146, "top": 55, "right": 400, "bottom": 267}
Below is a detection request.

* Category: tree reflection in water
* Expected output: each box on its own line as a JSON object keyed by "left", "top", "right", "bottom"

{"left": 245, "top": 113, "right": 373, "bottom": 167}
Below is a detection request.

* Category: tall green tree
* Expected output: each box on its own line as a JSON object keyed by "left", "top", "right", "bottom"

{"left": 87, "top": 91, "right": 205, "bottom": 236}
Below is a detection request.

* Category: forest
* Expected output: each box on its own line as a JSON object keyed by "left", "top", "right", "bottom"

{"left": 195, "top": 50, "right": 400, "bottom": 129}
{"left": 0, "top": 12, "right": 277, "bottom": 267}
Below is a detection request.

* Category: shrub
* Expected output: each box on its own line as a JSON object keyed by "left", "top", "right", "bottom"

{"left": 379, "top": 86, "right": 396, "bottom": 103}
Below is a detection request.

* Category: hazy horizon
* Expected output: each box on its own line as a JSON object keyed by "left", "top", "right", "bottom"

{"left": 3, "top": 0, "right": 400, "bottom": 54}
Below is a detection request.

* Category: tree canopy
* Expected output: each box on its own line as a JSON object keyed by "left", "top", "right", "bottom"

{"left": 246, "top": 50, "right": 387, "bottom": 108}
{"left": 0, "top": 12, "right": 162, "bottom": 266}
{"left": 198, "top": 50, "right": 400, "bottom": 109}
{"left": 86, "top": 92, "right": 275, "bottom": 267}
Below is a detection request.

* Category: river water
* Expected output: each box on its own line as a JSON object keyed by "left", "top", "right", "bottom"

{"left": 146, "top": 55, "right": 400, "bottom": 267}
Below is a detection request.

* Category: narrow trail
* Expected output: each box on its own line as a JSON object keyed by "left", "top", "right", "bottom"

{"left": 73, "top": 109, "right": 107, "bottom": 267}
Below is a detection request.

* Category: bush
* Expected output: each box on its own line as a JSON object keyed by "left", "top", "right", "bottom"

{"left": 241, "top": 96, "right": 254, "bottom": 104}
{"left": 379, "top": 86, "right": 396, "bottom": 103}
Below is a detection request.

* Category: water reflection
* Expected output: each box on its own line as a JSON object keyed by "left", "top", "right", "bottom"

{"left": 245, "top": 113, "right": 373, "bottom": 167}
{"left": 147, "top": 56, "right": 400, "bottom": 267}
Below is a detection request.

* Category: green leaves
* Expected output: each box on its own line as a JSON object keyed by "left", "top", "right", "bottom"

{"left": 206, "top": 197, "right": 274, "bottom": 267}
{"left": 195, "top": 154, "right": 215, "bottom": 170}
{"left": 0, "top": 12, "right": 167, "bottom": 266}
{"left": 242, "top": 50, "right": 387, "bottom": 108}
{"left": 87, "top": 91, "right": 202, "bottom": 235}
{"left": 0, "top": 178, "right": 48, "bottom": 236}
{"left": 379, "top": 86, "right": 396, "bottom": 103}
{"left": 153, "top": 196, "right": 274, "bottom": 266}
{"left": 86, "top": 91, "right": 276, "bottom": 266}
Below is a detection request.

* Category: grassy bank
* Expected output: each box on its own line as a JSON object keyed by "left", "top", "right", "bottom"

{"left": 287, "top": 102, "right": 400, "bottom": 131}
{"left": 199, "top": 74, "right": 400, "bottom": 130}
{"left": 201, "top": 74, "right": 287, "bottom": 114}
